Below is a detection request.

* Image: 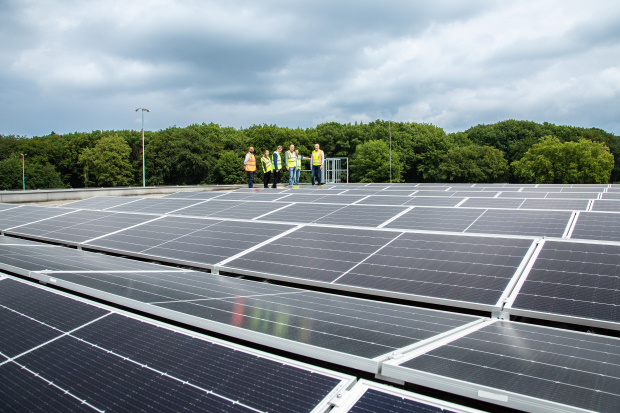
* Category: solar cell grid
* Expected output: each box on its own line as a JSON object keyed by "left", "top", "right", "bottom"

{"left": 404, "top": 197, "right": 465, "bottom": 207}
{"left": 602, "top": 192, "right": 620, "bottom": 199}
{"left": 335, "top": 232, "right": 533, "bottom": 306}
{"left": 545, "top": 192, "right": 600, "bottom": 199}
{"left": 0, "top": 203, "right": 20, "bottom": 211}
{"left": 162, "top": 191, "right": 228, "bottom": 200}
{"left": 570, "top": 212, "right": 620, "bottom": 242}
{"left": 510, "top": 240, "right": 620, "bottom": 326}
{"left": 518, "top": 198, "right": 589, "bottom": 211}
{"left": 410, "top": 190, "right": 455, "bottom": 197}
{"left": 86, "top": 216, "right": 295, "bottom": 267}
{"left": 61, "top": 196, "right": 141, "bottom": 210}
{"left": 459, "top": 198, "right": 525, "bottom": 209}
{"left": 199, "top": 201, "right": 292, "bottom": 219}
{"left": 356, "top": 195, "right": 412, "bottom": 206}
{"left": 384, "top": 207, "right": 484, "bottom": 232}
{"left": 591, "top": 199, "right": 620, "bottom": 212}
{"left": 257, "top": 202, "right": 345, "bottom": 223}
{"left": 465, "top": 209, "right": 572, "bottom": 237}
{"left": 389, "top": 320, "right": 620, "bottom": 413}
{"left": 0, "top": 205, "right": 75, "bottom": 232}
{"left": 499, "top": 191, "right": 548, "bottom": 198}
{"left": 313, "top": 204, "right": 409, "bottom": 227}
{"left": 5, "top": 210, "right": 157, "bottom": 244}
{"left": 106, "top": 197, "right": 205, "bottom": 214}
{"left": 225, "top": 226, "right": 398, "bottom": 282}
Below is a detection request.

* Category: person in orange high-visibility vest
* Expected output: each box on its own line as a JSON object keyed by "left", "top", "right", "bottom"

{"left": 244, "top": 147, "right": 256, "bottom": 188}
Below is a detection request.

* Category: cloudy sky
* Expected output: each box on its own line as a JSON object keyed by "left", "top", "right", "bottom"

{"left": 1, "top": 0, "right": 619, "bottom": 137}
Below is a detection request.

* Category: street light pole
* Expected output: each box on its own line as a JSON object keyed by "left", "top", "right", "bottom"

{"left": 389, "top": 121, "right": 392, "bottom": 183}
{"left": 135, "top": 108, "right": 150, "bottom": 187}
{"left": 21, "top": 153, "right": 27, "bottom": 190}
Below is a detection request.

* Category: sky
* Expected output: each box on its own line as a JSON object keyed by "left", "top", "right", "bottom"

{"left": 1, "top": 0, "right": 619, "bottom": 137}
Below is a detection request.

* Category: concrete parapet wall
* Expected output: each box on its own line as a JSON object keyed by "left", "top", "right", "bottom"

{"left": 0, "top": 185, "right": 241, "bottom": 203}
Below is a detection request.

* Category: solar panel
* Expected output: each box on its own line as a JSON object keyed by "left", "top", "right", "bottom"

{"left": 601, "top": 192, "right": 620, "bottom": 199}
{"left": 313, "top": 195, "right": 367, "bottom": 204}
{"left": 334, "top": 232, "right": 533, "bottom": 308}
{"left": 256, "top": 202, "right": 346, "bottom": 223}
{"left": 0, "top": 241, "right": 169, "bottom": 275}
{"left": 85, "top": 216, "right": 296, "bottom": 268}
{"left": 383, "top": 207, "right": 484, "bottom": 232}
{"left": 465, "top": 209, "right": 572, "bottom": 237}
{"left": 26, "top": 269, "right": 480, "bottom": 371}
{"left": 61, "top": 196, "right": 142, "bottom": 210}
{"left": 216, "top": 192, "right": 291, "bottom": 202}
{"left": 105, "top": 197, "right": 205, "bottom": 214}
{"left": 545, "top": 192, "right": 600, "bottom": 199}
{"left": 404, "top": 197, "right": 465, "bottom": 207}
{"left": 383, "top": 320, "right": 620, "bottom": 413}
{"left": 0, "top": 278, "right": 354, "bottom": 413}
{"left": 591, "top": 199, "right": 620, "bottom": 212}
{"left": 509, "top": 240, "right": 620, "bottom": 328}
{"left": 225, "top": 226, "right": 396, "bottom": 283}
{"left": 410, "top": 190, "right": 455, "bottom": 197}
{"left": 452, "top": 191, "right": 499, "bottom": 198}
{"left": 0, "top": 203, "right": 20, "bottom": 211}
{"left": 519, "top": 198, "right": 589, "bottom": 211}
{"left": 313, "top": 205, "right": 409, "bottom": 227}
{"left": 499, "top": 191, "right": 548, "bottom": 198}
{"left": 5, "top": 210, "right": 157, "bottom": 245}
{"left": 162, "top": 191, "right": 229, "bottom": 200}
{"left": 459, "top": 198, "right": 525, "bottom": 209}
{"left": 335, "top": 380, "right": 482, "bottom": 413}
{"left": 194, "top": 201, "right": 292, "bottom": 220}
{"left": 570, "top": 212, "right": 620, "bottom": 242}
{"left": 356, "top": 195, "right": 412, "bottom": 206}
{"left": 0, "top": 205, "right": 75, "bottom": 232}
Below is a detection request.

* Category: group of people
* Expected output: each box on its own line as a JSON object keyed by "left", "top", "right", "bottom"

{"left": 243, "top": 144, "right": 325, "bottom": 188}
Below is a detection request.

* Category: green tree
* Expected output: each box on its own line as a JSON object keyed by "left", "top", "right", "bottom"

{"left": 439, "top": 145, "right": 509, "bottom": 183}
{"left": 350, "top": 140, "right": 402, "bottom": 183}
{"left": 511, "top": 136, "right": 614, "bottom": 184}
{"left": 78, "top": 134, "right": 134, "bottom": 187}
{"left": 212, "top": 151, "right": 247, "bottom": 185}
{"left": 0, "top": 155, "right": 65, "bottom": 190}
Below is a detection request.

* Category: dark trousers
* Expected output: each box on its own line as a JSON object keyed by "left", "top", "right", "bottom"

{"left": 311, "top": 165, "right": 322, "bottom": 185}
{"left": 272, "top": 170, "right": 282, "bottom": 188}
{"left": 263, "top": 171, "right": 271, "bottom": 188}
{"left": 247, "top": 171, "right": 254, "bottom": 188}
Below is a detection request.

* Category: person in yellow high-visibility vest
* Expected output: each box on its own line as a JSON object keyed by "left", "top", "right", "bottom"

{"left": 243, "top": 146, "right": 256, "bottom": 188}
{"left": 261, "top": 150, "right": 273, "bottom": 189}
{"left": 272, "top": 145, "right": 283, "bottom": 188}
{"left": 311, "top": 143, "right": 324, "bottom": 186}
{"left": 294, "top": 149, "right": 308, "bottom": 185}
{"left": 285, "top": 144, "right": 297, "bottom": 186}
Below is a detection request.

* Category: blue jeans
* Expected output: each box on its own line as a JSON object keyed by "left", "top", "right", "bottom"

{"left": 311, "top": 165, "right": 322, "bottom": 185}
{"left": 295, "top": 168, "right": 300, "bottom": 185}
{"left": 288, "top": 167, "right": 296, "bottom": 186}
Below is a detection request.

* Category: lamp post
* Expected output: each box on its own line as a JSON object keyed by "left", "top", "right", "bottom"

{"left": 389, "top": 121, "right": 392, "bottom": 183}
{"left": 135, "top": 108, "right": 150, "bottom": 187}
{"left": 21, "top": 153, "right": 27, "bottom": 190}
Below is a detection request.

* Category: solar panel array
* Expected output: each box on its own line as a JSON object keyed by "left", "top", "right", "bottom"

{"left": 1, "top": 181, "right": 620, "bottom": 412}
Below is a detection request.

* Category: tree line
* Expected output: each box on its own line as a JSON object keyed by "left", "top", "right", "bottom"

{"left": 0, "top": 119, "right": 618, "bottom": 190}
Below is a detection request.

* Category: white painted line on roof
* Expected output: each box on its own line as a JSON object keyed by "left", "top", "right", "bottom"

{"left": 377, "top": 207, "right": 413, "bottom": 228}
{"left": 4, "top": 208, "right": 80, "bottom": 233}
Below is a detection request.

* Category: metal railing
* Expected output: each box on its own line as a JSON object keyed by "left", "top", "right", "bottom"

{"left": 323, "top": 157, "right": 349, "bottom": 184}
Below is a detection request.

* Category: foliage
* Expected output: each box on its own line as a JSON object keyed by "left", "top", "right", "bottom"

{"left": 1, "top": 119, "right": 617, "bottom": 188}
{"left": 212, "top": 151, "right": 247, "bottom": 185}
{"left": 0, "top": 154, "right": 65, "bottom": 190}
{"left": 78, "top": 134, "right": 134, "bottom": 187}
{"left": 511, "top": 136, "right": 614, "bottom": 184}
{"left": 350, "top": 140, "right": 402, "bottom": 183}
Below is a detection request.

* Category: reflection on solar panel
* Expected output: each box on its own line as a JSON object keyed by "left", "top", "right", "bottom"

{"left": 591, "top": 199, "right": 620, "bottom": 212}
{"left": 509, "top": 240, "right": 620, "bottom": 327}
{"left": 0, "top": 205, "right": 74, "bottom": 232}
{"left": 62, "top": 196, "right": 141, "bottom": 210}
{"left": 86, "top": 216, "right": 296, "bottom": 267}
{"left": 383, "top": 320, "right": 620, "bottom": 413}
{"left": 465, "top": 209, "right": 572, "bottom": 237}
{"left": 570, "top": 212, "right": 620, "bottom": 242}
{"left": 0, "top": 278, "right": 353, "bottom": 413}
{"left": 26, "top": 268, "right": 479, "bottom": 371}
{"left": 384, "top": 207, "right": 484, "bottom": 232}
{"left": 5, "top": 210, "right": 157, "bottom": 244}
